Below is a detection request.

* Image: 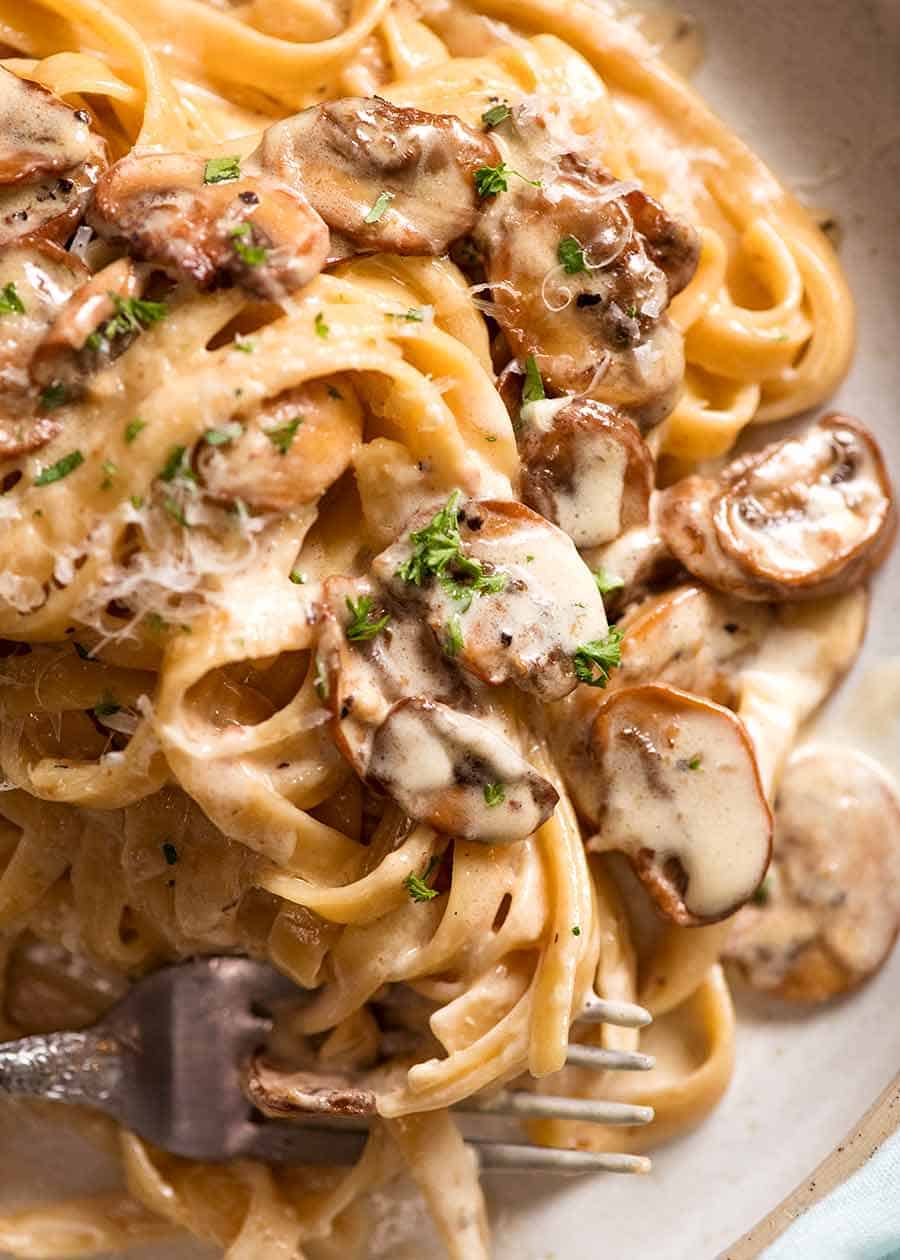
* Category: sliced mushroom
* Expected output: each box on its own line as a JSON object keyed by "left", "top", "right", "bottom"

{"left": 198, "top": 379, "right": 363, "bottom": 512}
{"left": 724, "top": 746, "right": 900, "bottom": 1001}
{"left": 0, "top": 67, "right": 107, "bottom": 248}
{"left": 246, "top": 1055, "right": 377, "bottom": 1118}
{"left": 579, "top": 683, "right": 772, "bottom": 925}
{"left": 369, "top": 696, "right": 558, "bottom": 845}
{"left": 474, "top": 150, "right": 699, "bottom": 430}
{"left": 29, "top": 258, "right": 146, "bottom": 393}
{"left": 517, "top": 396, "right": 654, "bottom": 548}
{"left": 88, "top": 153, "right": 328, "bottom": 300}
{"left": 0, "top": 239, "right": 87, "bottom": 456}
{"left": 374, "top": 496, "right": 608, "bottom": 701}
{"left": 258, "top": 96, "right": 499, "bottom": 256}
{"left": 659, "top": 415, "right": 896, "bottom": 601}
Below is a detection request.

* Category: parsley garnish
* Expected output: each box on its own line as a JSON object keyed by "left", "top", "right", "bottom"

{"left": 364, "top": 190, "right": 395, "bottom": 224}
{"left": 313, "top": 654, "right": 329, "bottom": 701}
{"left": 204, "top": 422, "right": 243, "bottom": 447}
{"left": 125, "top": 417, "right": 146, "bottom": 443}
{"left": 572, "top": 924, "right": 581, "bottom": 936}
{"left": 163, "top": 496, "right": 190, "bottom": 527}
{"left": 34, "top": 449, "right": 83, "bottom": 486}
{"left": 314, "top": 311, "right": 329, "bottom": 339}
{"left": 474, "top": 162, "right": 541, "bottom": 197}
{"left": 162, "top": 840, "right": 179, "bottom": 865}
{"left": 92, "top": 692, "right": 120, "bottom": 718}
{"left": 145, "top": 612, "right": 166, "bottom": 632}
{"left": 388, "top": 307, "right": 425, "bottom": 322}
{"left": 233, "top": 335, "right": 255, "bottom": 354}
{"left": 404, "top": 855, "right": 440, "bottom": 902}
{"left": 130, "top": 494, "right": 144, "bottom": 509}
{"left": 521, "top": 354, "right": 545, "bottom": 405}
{"left": 159, "top": 445, "right": 193, "bottom": 482}
{"left": 573, "top": 627, "right": 624, "bottom": 688}
{"left": 229, "top": 223, "right": 268, "bottom": 266}
{"left": 265, "top": 416, "right": 303, "bottom": 454}
{"left": 289, "top": 569, "right": 306, "bottom": 585}
{"left": 0, "top": 282, "right": 24, "bottom": 315}
{"left": 445, "top": 612, "right": 463, "bottom": 657}
{"left": 85, "top": 293, "right": 168, "bottom": 350}
{"left": 345, "top": 595, "right": 391, "bottom": 642}
{"left": 100, "top": 459, "right": 118, "bottom": 490}
{"left": 558, "top": 235, "right": 587, "bottom": 274}
{"left": 483, "top": 782, "right": 505, "bottom": 807}
{"left": 687, "top": 754, "right": 702, "bottom": 771}
{"left": 481, "top": 102, "right": 511, "bottom": 129}
{"left": 40, "top": 382, "right": 67, "bottom": 411}
{"left": 203, "top": 155, "right": 240, "bottom": 184}
{"left": 594, "top": 567, "right": 625, "bottom": 596}
{"left": 396, "top": 490, "right": 508, "bottom": 608}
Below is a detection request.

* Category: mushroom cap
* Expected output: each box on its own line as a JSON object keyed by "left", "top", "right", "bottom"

{"left": 474, "top": 153, "right": 697, "bottom": 430}
{"left": 374, "top": 497, "right": 608, "bottom": 700}
{"left": 724, "top": 745, "right": 900, "bottom": 1001}
{"left": 89, "top": 152, "right": 329, "bottom": 299}
{"left": 369, "top": 696, "right": 559, "bottom": 845}
{"left": 518, "top": 397, "right": 654, "bottom": 548}
{"left": 199, "top": 379, "right": 363, "bottom": 512}
{"left": 246, "top": 1055, "right": 378, "bottom": 1118}
{"left": 583, "top": 682, "right": 772, "bottom": 925}
{"left": 0, "top": 67, "right": 107, "bottom": 249}
{"left": 258, "top": 96, "right": 499, "bottom": 256}
{"left": 659, "top": 414, "right": 896, "bottom": 601}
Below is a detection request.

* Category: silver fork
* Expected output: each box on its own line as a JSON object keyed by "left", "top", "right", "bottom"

{"left": 0, "top": 957, "right": 655, "bottom": 1175}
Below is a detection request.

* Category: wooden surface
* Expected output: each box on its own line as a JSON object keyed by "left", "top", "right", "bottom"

{"left": 719, "top": 1069, "right": 900, "bottom": 1258}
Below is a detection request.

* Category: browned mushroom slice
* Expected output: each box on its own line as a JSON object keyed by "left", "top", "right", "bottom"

{"left": 0, "top": 68, "right": 107, "bottom": 249}
{"left": 659, "top": 415, "right": 896, "bottom": 601}
{"left": 198, "top": 380, "right": 363, "bottom": 512}
{"left": 88, "top": 153, "right": 328, "bottom": 299}
{"left": 474, "top": 154, "right": 699, "bottom": 430}
{"left": 246, "top": 1055, "right": 378, "bottom": 1118}
{"left": 724, "top": 746, "right": 900, "bottom": 1001}
{"left": 373, "top": 496, "right": 609, "bottom": 700}
{"left": 317, "top": 575, "right": 468, "bottom": 776}
{"left": 579, "top": 683, "right": 772, "bottom": 925}
{"left": 518, "top": 397, "right": 653, "bottom": 548}
{"left": 258, "top": 96, "right": 499, "bottom": 255}
{"left": 369, "top": 697, "right": 558, "bottom": 844}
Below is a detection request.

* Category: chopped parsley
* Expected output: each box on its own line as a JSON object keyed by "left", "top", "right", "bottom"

{"left": 345, "top": 594, "right": 391, "bottom": 642}
{"left": 0, "top": 282, "right": 24, "bottom": 315}
{"left": 687, "top": 754, "right": 702, "bottom": 771}
{"left": 233, "top": 334, "right": 255, "bottom": 354}
{"left": 594, "top": 566, "right": 625, "bottom": 596}
{"left": 481, "top": 101, "right": 511, "bottom": 129}
{"left": 572, "top": 924, "right": 581, "bottom": 937}
{"left": 265, "top": 415, "right": 303, "bottom": 454}
{"left": 364, "top": 190, "right": 395, "bottom": 224}
{"left": 404, "top": 855, "right": 440, "bottom": 902}
{"left": 145, "top": 612, "right": 166, "bottom": 632}
{"left": 289, "top": 569, "right": 306, "bottom": 585}
{"left": 84, "top": 293, "right": 168, "bottom": 351}
{"left": 125, "top": 417, "right": 146, "bottom": 443}
{"left": 314, "top": 311, "right": 329, "bottom": 339}
{"left": 203, "top": 422, "right": 243, "bottom": 446}
{"left": 521, "top": 354, "right": 545, "bottom": 405}
{"left": 162, "top": 840, "right": 179, "bottom": 865}
{"left": 483, "top": 782, "right": 505, "bottom": 808}
{"left": 92, "top": 692, "right": 120, "bottom": 718}
{"left": 203, "top": 155, "right": 241, "bottom": 184}
{"left": 389, "top": 307, "right": 425, "bottom": 322}
{"left": 445, "top": 612, "right": 464, "bottom": 657}
{"left": 396, "top": 490, "right": 508, "bottom": 608}
{"left": 34, "top": 449, "right": 84, "bottom": 486}
{"left": 313, "top": 654, "right": 329, "bottom": 701}
{"left": 474, "top": 162, "right": 541, "bottom": 197}
{"left": 573, "top": 627, "right": 624, "bottom": 688}
{"left": 229, "top": 223, "right": 268, "bottom": 266}
{"left": 40, "top": 382, "right": 67, "bottom": 411}
{"left": 558, "top": 235, "right": 587, "bottom": 274}
{"left": 163, "top": 495, "right": 190, "bottom": 527}
{"left": 159, "top": 445, "right": 193, "bottom": 483}
{"left": 100, "top": 459, "right": 118, "bottom": 490}
{"left": 130, "top": 494, "right": 144, "bottom": 510}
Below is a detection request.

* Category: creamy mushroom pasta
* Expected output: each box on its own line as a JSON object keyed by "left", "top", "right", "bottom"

{"left": 0, "top": 1, "right": 896, "bottom": 1258}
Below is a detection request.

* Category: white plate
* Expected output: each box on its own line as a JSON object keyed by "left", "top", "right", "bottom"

{"left": 2, "top": 3, "right": 898, "bottom": 1258}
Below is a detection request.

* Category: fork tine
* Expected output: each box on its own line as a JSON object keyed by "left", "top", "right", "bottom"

{"left": 459, "top": 1092, "right": 654, "bottom": 1126}
{"left": 565, "top": 1045, "right": 655, "bottom": 1072}
{"left": 577, "top": 995, "right": 653, "bottom": 1029}
{"left": 475, "top": 1143, "right": 651, "bottom": 1175}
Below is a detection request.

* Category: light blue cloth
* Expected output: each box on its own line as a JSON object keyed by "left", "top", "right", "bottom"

{"left": 761, "top": 1126, "right": 900, "bottom": 1260}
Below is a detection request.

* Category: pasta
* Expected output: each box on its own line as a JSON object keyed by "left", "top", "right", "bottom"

{"left": 0, "top": 1, "right": 883, "bottom": 1258}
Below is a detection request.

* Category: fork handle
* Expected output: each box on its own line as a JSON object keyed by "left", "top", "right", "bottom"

{"left": 0, "top": 1030, "right": 123, "bottom": 1108}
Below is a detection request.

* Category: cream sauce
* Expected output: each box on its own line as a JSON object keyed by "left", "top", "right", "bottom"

{"left": 0, "top": 68, "right": 93, "bottom": 183}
